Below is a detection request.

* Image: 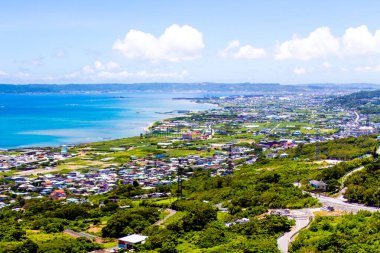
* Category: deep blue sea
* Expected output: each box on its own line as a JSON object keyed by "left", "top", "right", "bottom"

{"left": 0, "top": 92, "right": 215, "bottom": 149}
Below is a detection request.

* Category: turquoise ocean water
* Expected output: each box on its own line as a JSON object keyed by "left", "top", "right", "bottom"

{"left": 0, "top": 92, "right": 215, "bottom": 149}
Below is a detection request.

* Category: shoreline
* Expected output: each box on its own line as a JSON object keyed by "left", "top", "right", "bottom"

{"left": 2, "top": 99, "right": 217, "bottom": 151}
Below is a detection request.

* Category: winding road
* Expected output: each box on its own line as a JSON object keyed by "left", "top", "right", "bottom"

{"left": 277, "top": 166, "right": 380, "bottom": 253}
{"left": 354, "top": 111, "right": 360, "bottom": 123}
{"left": 277, "top": 209, "right": 313, "bottom": 253}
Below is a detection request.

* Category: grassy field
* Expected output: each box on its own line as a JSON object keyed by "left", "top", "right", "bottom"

{"left": 26, "top": 230, "right": 71, "bottom": 243}
{"left": 163, "top": 211, "right": 186, "bottom": 226}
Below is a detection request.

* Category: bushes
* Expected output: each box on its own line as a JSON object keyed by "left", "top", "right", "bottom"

{"left": 287, "top": 136, "right": 378, "bottom": 160}
{"left": 231, "top": 215, "right": 294, "bottom": 237}
{"left": 31, "top": 218, "right": 67, "bottom": 233}
{"left": 37, "top": 237, "right": 102, "bottom": 253}
{"left": 344, "top": 159, "right": 380, "bottom": 206}
{"left": 169, "top": 200, "right": 217, "bottom": 232}
{"left": 197, "top": 222, "right": 227, "bottom": 248}
{"left": 0, "top": 239, "right": 38, "bottom": 253}
{"left": 141, "top": 227, "right": 178, "bottom": 253}
{"left": 101, "top": 207, "right": 159, "bottom": 238}
{"left": 290, "top": 212, "right": 380, "bottom": 253}
{"left": 49, "top": 204, "right": 89, "bottom": 220}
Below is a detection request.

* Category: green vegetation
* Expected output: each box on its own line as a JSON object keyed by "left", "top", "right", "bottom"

{"left": 102, "top": 207, "right": 159, "bottom": 238}
{"left": 287, "top": 136, "right": 378, "bottom": 160}
{"left": 183, "top": 167, "right": 319, "bottom": 211}
{"left": 141, "top": 211, "right": 293, "bottom": 253}
{"left": 290, "top": 211, "right": 380, "bottom": 253}
{"left": 316, "top": 157, "right": 373, "bottom": 193}
{"left": 3, "top": 91, "right": 380, "bottom": 253}
{"left": 0, "top": 195, "right": 158, "bottom": 252}
{"left": 344, "top": 159, "right": 380, "bottom": 206}
{"left": 331, "top": 89, "right": 380, "bottom": 114}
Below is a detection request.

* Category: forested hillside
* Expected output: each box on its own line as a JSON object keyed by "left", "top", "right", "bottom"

{"left": 331, "top": 89, "right": 380, "bottom": 114}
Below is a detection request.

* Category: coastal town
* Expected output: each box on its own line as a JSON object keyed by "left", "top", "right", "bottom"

{"left": 1, "top": 93, "right": 378, "bottom": 204}
{"left": 1, "top": 90, "right": 380, "bottom": 252}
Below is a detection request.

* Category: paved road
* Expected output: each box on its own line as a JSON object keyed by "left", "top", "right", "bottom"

{"left": 277, "top": 209, "right": 313, "bottom": 253}
{"left": 277, "top": 180, "right": 380, "bottom": 253}
{"left": 311, "top": 193, "right": 380, "bottom": 213}
{"left": 337, "top": 166, "right": 365, "bottom": 201}
{"left": 354, "top": 111, "right": 360, "bottom": 123}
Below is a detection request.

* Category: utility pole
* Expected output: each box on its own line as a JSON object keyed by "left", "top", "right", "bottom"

{"left": 314, "top": 128, "right": 320, "bottom": 161}
{"left": 177, "top": 158, "right": 183, "bottom": 200}
{"left": 228, "top": 144, "right": 234, "bottom": 171}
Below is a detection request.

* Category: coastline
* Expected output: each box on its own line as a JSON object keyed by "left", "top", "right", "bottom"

{"left": 3, "top": 98, "right": 217, "bottom": 151}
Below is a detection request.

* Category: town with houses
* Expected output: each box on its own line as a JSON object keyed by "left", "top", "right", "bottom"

{"left": 1, "top": 91, "right": 380, "bottom": 252}
{"left": 1, "top": 93, "right": 379, "bottom": 205}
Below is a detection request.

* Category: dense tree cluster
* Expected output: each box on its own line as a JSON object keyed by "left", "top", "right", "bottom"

{"left": 288, "top": 136, "right": 378, "bottom": 160}
{"left": 183, "top": 169, "right": 319, "bottom": 211}
{"left": 102, "top": 207, "right": 160, "bottom": 238}
{"left": 331, "top": 89, "right": 380, "bottom": 114}
{"left": 290, "top": 211, "right": 380, "bottom": 253}
{"left": 344, "top": 159, "right": 380, "bottom": 206}
{"left": 140, "top": 214, "right": 293, "bottom": 253}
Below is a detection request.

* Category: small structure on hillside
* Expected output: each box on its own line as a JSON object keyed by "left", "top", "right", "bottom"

{"left": 118, "top": 234, "right": 148, "bottom": 250}
{"left": 309, "top": 180, "right": 327, "bottom": 191}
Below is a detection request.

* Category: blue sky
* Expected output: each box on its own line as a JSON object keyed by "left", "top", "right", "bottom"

{"left": 1, "top": 0, "right": 380, "bottom": 84}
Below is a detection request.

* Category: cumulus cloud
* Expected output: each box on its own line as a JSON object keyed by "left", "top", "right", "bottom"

{"left": 293, "top": 67, "right": 307, "bottom": 75}
{"left": 342, "top": 25, "right": 380, "bottom": 56}
{"left": 0, "top": 70, "right": 8, "bottom": 76}
{"left": 276, "top": 25, "right": 380, "bottom": 60}
{"left": 81, "top": 61, "right": 120, "bottom": 74}
{"left": 354, "top": 65, "right": 380, "bottom": 72}
{"left": 113, "top": 24, "right": 204, "bottom": 62}
{"left": 66, "top": 60, "right": 187, "bottom": 81}
{"left": 219, "top": 40, "right": 266, "bottom": 59}
{"left": 30, "top": 57, "right": 45, "bottom": 66}
{"left": 275, "top": 27, "right": 339, "bottom": 60}
{"left": 322, "top": 61, "right": 332, "bottom": 68}
{"left": 54, "top": 49, "right": 66, "bottom": 58}
{"left": 96, "top": 70, "right": 188, "bottom": 80}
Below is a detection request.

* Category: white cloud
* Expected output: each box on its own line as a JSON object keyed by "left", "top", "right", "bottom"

{"left": 113, "top": 24, "right": 204, "bottom": 62}
{"left": 93, "top": 61, "right": 120, "bottom": 71}
{"left": 219, "top": 40, "right": 266, "bottom": 59}
{"left": 354, "top": 65, "right": 380, "bottom": 72}
{"left": 31, "top": 57, "right": 45, "bottom": 66}
{"left": 342, "top": 25, "right": 380, "bottom": 56}
{"left": 322, "top": 61, "right": 332, "bottom": 68}
{"left": 293, "top": 67, "right": 307, "bottom": 75}
{"left": 15, "top": 72, "right": 31, "bottom": 79}
{"left": 0, "top": 70, "right": 8, "bottom": 76}
{"left": 276, "top": 25, "right": 380, "bottom": 60}
{"left": 55, "top": 49, "right": 66, "bottom": 58}
{"left": 67, "top": 60, "right": 187, "bottom": 81}
{"left": 97, "top": 70, "right": 188, "bottom": 80}
{"left": 81, "top": 61, "right": 120, "bottom": 74}
{"left": 275, "top": 27, "right": 340, "bottom": 60}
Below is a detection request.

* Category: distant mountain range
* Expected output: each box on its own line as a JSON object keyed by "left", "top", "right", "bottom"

{"left": 0, "top": 83, "right": 379, "bottom": 94}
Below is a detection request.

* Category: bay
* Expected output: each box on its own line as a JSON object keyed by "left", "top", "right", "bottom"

{"left": 0, "top": 92, "right": 215, "bottom": 148}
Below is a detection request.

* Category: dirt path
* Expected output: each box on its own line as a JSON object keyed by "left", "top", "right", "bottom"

{"left": 154, "top": 209, "right": 177, "bottom": 226}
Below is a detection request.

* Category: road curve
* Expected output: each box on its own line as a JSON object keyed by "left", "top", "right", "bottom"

{"left": 277, "top": 209, "right": 312, "bottom": 253}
